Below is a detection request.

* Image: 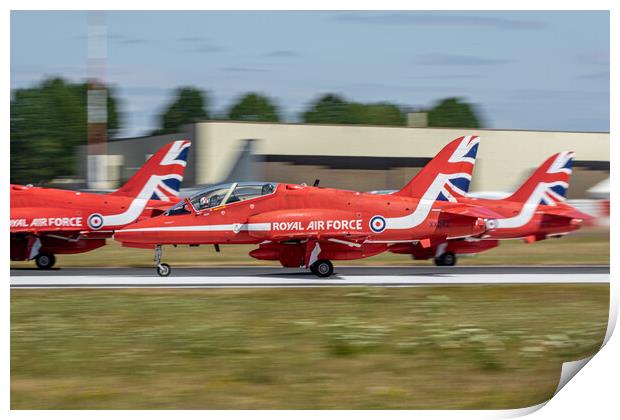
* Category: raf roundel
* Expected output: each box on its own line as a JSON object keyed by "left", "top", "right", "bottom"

{"left": 369, "top": 215, "right": 387, "bottom": 233}
{"left": 87, "top": 213, "right": 104, "bottom": 230}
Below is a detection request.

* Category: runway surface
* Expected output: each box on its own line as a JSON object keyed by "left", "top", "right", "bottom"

{"left": 10, "top": 265, "right": 609, "bottom": 289}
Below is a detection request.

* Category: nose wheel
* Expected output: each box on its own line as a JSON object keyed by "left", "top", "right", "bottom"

{"left": 154, "top": 245, "right": 171, "bottom": 277}
{"left": 310, "top": 259, "right": 334, "bottom": 278}
{"left": 157, "top": 263, "right": 171, "bottom": 277}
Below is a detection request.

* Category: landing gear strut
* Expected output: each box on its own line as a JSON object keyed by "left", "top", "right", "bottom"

{"left": 154, "top": 245, "right": 171, "bottom": 277}
{"left": 35, "top": 253, "right": 56, "bottom": 269}
{"left": 310, "top": 259, "right": 334, "bottom": 278}
{"left": 434, "top": 252, "right": 457, "bottom": 267}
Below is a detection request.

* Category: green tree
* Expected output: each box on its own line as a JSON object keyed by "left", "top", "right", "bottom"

{"left": 228, "top": 93, "right": 280, "bottom": 122}
{"left": 303, "top": 94, "right": 405, "bottom": 126}
{"left": 153, "top": 87, "right": 208, "bottom": 134}
{"left": 349, "top": 102, "right": 405, "bottom": 126}
{"left": 10, "top": 77, "right": 121, "bottom": 184}
{"left": 427, "top": 97, "right": 482, "bottom": 128}
{"left": 302, "top": 94, "right": 353, "bottom": 124}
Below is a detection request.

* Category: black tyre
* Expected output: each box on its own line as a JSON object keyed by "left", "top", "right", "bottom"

{"left": 434, "top": 252, "right": 456, "bottom": 267}
{"left": 311, "top": 259, "right": 334, "bottom": 278}
{"left": 157, "top": 263, "right": 171, "bottom": 277}
{"left": 35, "top": 253, "right": 56, "bottom": 269}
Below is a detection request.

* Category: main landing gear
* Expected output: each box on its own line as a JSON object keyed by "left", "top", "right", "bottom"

{"left": 35, "top": 253, "right": 56, "bottom": 269}
{"left": 154, "top": 245, "right": 171, "bottom": 277}
{"left": 434, "top": 252, "right": 457, "bottom": 267}
{"left": 310, "top": 259, "right": 334, "bottom": 278}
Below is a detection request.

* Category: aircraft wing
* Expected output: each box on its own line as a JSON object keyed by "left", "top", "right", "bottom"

{"left": 268, "top": 232, "right": 369, "bottom": 243}
{"left": 542, "top": 206, "right": 594, "bottom": 221}
{"left": 440, "top": 203, "right": 505, "bottom": 220}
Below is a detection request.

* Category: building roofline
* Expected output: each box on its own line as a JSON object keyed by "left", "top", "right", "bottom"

{"left": 194, "top": 119, "right": 609, "bottom": 135}
{"left": 107, "top": 120, "right": 609, "bottom": 143}
{"left": 109, "top": 131, "right": 190, "bottom": 143}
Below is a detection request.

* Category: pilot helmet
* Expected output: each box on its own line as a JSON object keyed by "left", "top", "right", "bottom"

{"left": 261, "top": 183, "right": 274, "bottom": 195}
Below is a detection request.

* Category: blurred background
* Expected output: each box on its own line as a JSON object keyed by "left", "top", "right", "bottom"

{"left": 10, "top": 10, "right": 609, "bottom": 223}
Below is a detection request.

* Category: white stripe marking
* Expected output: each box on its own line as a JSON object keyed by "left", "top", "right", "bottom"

{"left": 119, "top": 223, "right": 272, "bottom": 233}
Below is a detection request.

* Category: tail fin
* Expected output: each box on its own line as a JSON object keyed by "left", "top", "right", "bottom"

{"left": 506, "top": 151, "right": 574, "bottom": 204}
{"left": 392, "top": 135, "right": 479, "bottom": 201}
{"left": 110, "top": 140, "right": 191, "bottom": 201}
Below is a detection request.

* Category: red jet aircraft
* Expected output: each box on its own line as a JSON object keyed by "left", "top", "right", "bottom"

{"left": 115, "top": 136, "right": 506, "bottom": 277}
{"left": 10, "top": 140, "right": 191, "bottom": 269}
{"left": 388, "top": 151, "right": 593, "bottom": 265}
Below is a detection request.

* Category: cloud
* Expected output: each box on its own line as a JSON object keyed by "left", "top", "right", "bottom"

{"left": 417, "top": 53, "right": 513, "bottom": 66}
{"left": 114, "top": 36, "right": 151, "bottom": 45}
{"left": 177, "top": 36, "right": 208, "bottom": 43}
{"left": 333, "top": 12, "right": 546, "bottom": 30}
{"left": 219, "top": 67, "right": 268, "bottom": 73}
{"left": 263, "top": 50, "right": 300, "bottom": 58}
{"left": 177, "top": 36, "right": 226, "bottom": 53}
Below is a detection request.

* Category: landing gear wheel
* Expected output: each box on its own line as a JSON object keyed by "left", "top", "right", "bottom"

{"left": 35, "top": 253, "right": 56, "bottom": 269}
{"left": 157, "top": 263, "right": 171, "bottom": 277}
{"left": 434, "top": 252, "right": 456, "bottom": 267}
{"left": 311, "top": 259, "right": 334, "bottom": 278}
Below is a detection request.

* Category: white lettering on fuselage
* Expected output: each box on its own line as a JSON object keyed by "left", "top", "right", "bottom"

{"left": 271, "top": 219, "right": 363, "bottom": 231}
{"left": 10, "top": 219, "right": 28, "bottom": 228}
{"left": 10, "top": 217, "right": 83, "bottom": 228}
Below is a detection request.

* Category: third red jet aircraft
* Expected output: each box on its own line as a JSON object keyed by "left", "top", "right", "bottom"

{"left": 388, "top": 151, "right": 592, "bottom": 265}
{"left": 10, "top": 140, "right": 190, "bottom": 268}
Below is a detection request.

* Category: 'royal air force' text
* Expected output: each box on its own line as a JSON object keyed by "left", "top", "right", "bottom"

{"left": 272, "top": 219, "right": 363, "bottom": 231}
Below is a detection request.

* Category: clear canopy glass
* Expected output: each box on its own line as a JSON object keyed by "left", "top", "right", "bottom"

{"left": 187, "top": 182, "right": 277, "bottom": 212}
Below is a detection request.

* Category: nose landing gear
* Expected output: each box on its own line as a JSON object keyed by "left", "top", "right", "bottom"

{"left": 154, "top": 245, "right": 171, "bottom": 277}
{"left": 157, "top": 263, "right": 171, "bottom": 277}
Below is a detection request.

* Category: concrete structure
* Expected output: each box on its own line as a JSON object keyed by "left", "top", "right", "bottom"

{"left": 76, "top": 121, "right": 609, "bottom": 198}
{"left": 406, "top": 112, "right": 428, "bottom": 128}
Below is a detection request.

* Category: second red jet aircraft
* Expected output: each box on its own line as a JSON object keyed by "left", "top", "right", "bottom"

{"left": 115, "top": 136, "right": 507, "bottom": 276}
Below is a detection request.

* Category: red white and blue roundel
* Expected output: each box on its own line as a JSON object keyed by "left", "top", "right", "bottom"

{"left": 369, "top": 215, "right": 387, "bottom": 233}
{"left": 87, "top": 213, "right": 104, "bottom": 230}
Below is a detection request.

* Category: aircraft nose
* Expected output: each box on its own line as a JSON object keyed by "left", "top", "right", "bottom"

{"left": 113, "top": 227, "right": 144, "bottom": 244}
{"left": 113, "top": 219, "right": 155, "bottom": 244}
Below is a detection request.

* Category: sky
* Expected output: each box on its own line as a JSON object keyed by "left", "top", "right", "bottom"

{"left": 11, "top": 10, "right": 610, "bottom": 137}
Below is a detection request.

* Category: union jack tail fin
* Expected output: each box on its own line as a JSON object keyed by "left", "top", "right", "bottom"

{"left": 392, "top": 135, "right": 479, "bottom": 201}
{"left": 110, "top": 140, "right": 191, "bottom": 201}
{"left": 506, "top": 151, "right": 574, "bottom": 205}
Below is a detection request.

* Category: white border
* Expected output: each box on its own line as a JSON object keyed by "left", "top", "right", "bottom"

{"left": 4, "top": 2, "right": 616, "bottom": 419}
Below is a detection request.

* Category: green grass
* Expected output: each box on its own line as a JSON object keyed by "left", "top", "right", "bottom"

{"left": 11, "top": 285, "right": 609, "bottom": 409}
{"left": 10, "top": 228, "right": 610, "bottom": 268}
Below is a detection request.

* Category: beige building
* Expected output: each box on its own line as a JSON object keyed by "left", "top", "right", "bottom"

{"left": 79, "top": 121, "right": 609, "bottom": 198}
{"left": 193, "top": 121, "right": 609, "bottom": 197}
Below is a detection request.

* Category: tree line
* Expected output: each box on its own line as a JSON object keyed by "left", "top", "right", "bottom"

{"left": 10, "top": 77, "right": 483, "bottom": 184}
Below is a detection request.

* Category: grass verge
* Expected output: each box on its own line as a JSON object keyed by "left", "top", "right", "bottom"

{"left": 11, "top": 284, "right": 609, "bottom": 409}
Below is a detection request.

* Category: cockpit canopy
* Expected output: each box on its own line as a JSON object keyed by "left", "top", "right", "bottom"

{"left": 165, "top": 182, "right": 277, "bottom": 216}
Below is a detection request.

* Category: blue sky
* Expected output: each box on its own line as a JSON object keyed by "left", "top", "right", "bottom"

{"left": 11, "top": 11, "right": 610, "bottom": 137}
